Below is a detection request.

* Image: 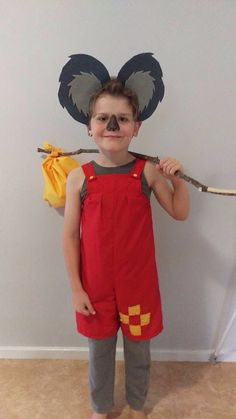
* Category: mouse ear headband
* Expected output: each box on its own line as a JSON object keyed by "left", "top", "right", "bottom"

{"left": 58, "top": 52, "right": 165, "bottom": 125}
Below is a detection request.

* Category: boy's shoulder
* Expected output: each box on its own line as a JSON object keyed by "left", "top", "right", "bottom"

{"left": 67, "top": 165, "right": 84, "bottom": 179}
{"left": 67, "top": 165, "right": 85, "bottom": 192}
{"left": 143, "top": 160, "right": 162, "bottom": 188}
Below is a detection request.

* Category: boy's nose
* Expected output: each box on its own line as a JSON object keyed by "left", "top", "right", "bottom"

{"left": 106, "top": 115, "right": 120, "bottom": 131}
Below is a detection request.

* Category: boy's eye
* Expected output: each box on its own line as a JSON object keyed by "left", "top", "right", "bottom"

{"left": 95, "top": 116, "right": 108, "bottom": 122}
{"left": 94, "top": 115, "right": 131, "bottom": 123}
{"left": 118, "top": 116, "right": 128, "bottom": 122}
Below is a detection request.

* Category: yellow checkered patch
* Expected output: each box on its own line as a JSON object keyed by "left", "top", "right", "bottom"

{"left": 129, "top": 325, "right": 142, "bottom": 336}
{"left": 140, "top": 313, "right": 150, "bottom": 326}
{"left": 128, "top": 305, "right": 140, "bottom": 316}
{"left": 119, "top": 304, "right": 151, "bottom": 336}
{"left": 119, "top": 313, "right": 129, "bottom": 325}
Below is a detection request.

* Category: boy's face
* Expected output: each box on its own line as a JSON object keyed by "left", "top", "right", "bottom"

{"left": 88, "top": 94, "right": 141, "bottom": 153}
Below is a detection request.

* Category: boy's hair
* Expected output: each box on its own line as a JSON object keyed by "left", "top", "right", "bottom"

{"left": 88, "top": 78, "right": 139, "bottom": 121}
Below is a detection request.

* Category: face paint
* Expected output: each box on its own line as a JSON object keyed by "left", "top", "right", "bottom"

{"left": 106, "top": 115, "right": 120, "bottom": 131}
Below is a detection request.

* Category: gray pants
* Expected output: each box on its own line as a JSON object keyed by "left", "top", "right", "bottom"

{"left": 88, "top": 335, "right": 151, "bottom": 414}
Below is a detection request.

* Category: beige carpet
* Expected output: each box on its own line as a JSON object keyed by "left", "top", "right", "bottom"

{"left": 0, "top": 360, "right": 235, "bottom": 419}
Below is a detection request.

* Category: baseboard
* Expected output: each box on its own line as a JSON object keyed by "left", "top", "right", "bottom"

{"left": 0, "top": 346, "right": 235, "bottom": 362}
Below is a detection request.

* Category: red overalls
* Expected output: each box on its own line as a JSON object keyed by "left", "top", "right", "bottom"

{"left": 76, "top": 159, "right": 163, "bottom": 341}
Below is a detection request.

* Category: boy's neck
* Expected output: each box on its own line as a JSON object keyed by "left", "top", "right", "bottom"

{"left": 95, "top": 151, "right": 134, "bottom": 167}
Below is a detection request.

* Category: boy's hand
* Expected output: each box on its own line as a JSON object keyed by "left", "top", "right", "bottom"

{"left": 72, "top": 289, "right": 96, "bottom": 316}
{"left": 156, "top": 157, "right": 183, "bottom": 180}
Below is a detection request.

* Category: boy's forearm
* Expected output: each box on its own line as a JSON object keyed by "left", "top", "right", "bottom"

{"left": 63, "top": 235, "right": 84, "bottom": 293}
{"left": 171, "top": 178, "right": 190, "bottom": 220}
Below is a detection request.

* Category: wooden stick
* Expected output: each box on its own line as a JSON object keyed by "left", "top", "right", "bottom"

{"left": 37, "top": 147, "right": 236, "bottom": 196}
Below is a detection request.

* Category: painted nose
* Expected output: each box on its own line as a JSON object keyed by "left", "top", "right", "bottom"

{"left": 106, "top": 115, "right": 120, "bottom": 131}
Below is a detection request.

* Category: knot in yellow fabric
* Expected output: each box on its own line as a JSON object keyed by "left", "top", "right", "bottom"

{"left": 41, "top": 142, "right": 79, "bottom": 208}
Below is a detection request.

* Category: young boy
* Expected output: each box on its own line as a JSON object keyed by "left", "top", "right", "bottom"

{"left": 62, "top": 78, "right": 189, "bottom": 419}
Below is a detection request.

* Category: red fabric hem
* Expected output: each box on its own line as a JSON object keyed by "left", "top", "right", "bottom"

{"left": 76, "top": 325, "right": 164, "bottom": 341}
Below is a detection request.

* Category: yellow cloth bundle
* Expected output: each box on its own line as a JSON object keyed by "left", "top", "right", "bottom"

{"left": 41, "top": 142, "right": 79, "bottom": 208}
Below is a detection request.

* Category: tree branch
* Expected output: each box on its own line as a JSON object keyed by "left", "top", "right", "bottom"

{"left": 37, "top": 147, "right": 236, "bottom": 196}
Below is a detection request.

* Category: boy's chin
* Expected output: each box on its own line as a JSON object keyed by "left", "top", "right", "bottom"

{"left": 98, "top": 144, "right": 129, "bottom": 153}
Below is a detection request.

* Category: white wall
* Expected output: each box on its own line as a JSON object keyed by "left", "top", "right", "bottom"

{"left": 1, "top": 0, "right": 236, "bottom": 360}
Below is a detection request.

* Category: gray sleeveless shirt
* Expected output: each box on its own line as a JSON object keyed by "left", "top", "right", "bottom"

{"left": 80, "top": 159, "right": 151, "bottom": 202}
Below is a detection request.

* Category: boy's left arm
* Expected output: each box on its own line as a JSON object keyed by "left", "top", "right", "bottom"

{"left": 144, "top": 157, "right": 190, "bottom": 220}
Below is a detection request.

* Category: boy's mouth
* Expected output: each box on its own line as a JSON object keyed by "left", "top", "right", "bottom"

{"left": 103, "top": 135, "right": 122, "bottom": 138}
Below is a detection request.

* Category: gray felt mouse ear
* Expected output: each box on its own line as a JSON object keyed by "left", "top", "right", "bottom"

{"left": 58, "top": 54, "right": 110, "bottom": 125}
{"left": 117, "top": 53, "right": 165, "bottom": 121}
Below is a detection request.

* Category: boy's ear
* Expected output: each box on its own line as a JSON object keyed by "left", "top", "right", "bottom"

{"left": 134, "top": 121, "right": 142, "bottom": 136}
{"left": 87, "top": 124, "right": 92, "bottom": 137}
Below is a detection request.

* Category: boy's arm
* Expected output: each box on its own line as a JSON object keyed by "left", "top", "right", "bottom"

{"left": 144, "top": 158, "right": 190, "bottom": 220}
{"left": 63, "top": 168, "right": 95, "bottom": 316}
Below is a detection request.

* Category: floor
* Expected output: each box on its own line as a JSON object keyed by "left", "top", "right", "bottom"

{"left": 0, "top": 360, "right": 235, "bottom": 419}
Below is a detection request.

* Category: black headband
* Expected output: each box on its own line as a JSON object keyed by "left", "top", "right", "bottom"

{"left": 58, "top": 52, "right": 165, "bottom": 125}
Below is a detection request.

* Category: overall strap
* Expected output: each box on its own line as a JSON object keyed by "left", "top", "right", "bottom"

{"left": 81, "top": 162, "right": 97, "bottom": 182}
{"left": 130, "top": 159, "right": 146, "bottom": 179}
